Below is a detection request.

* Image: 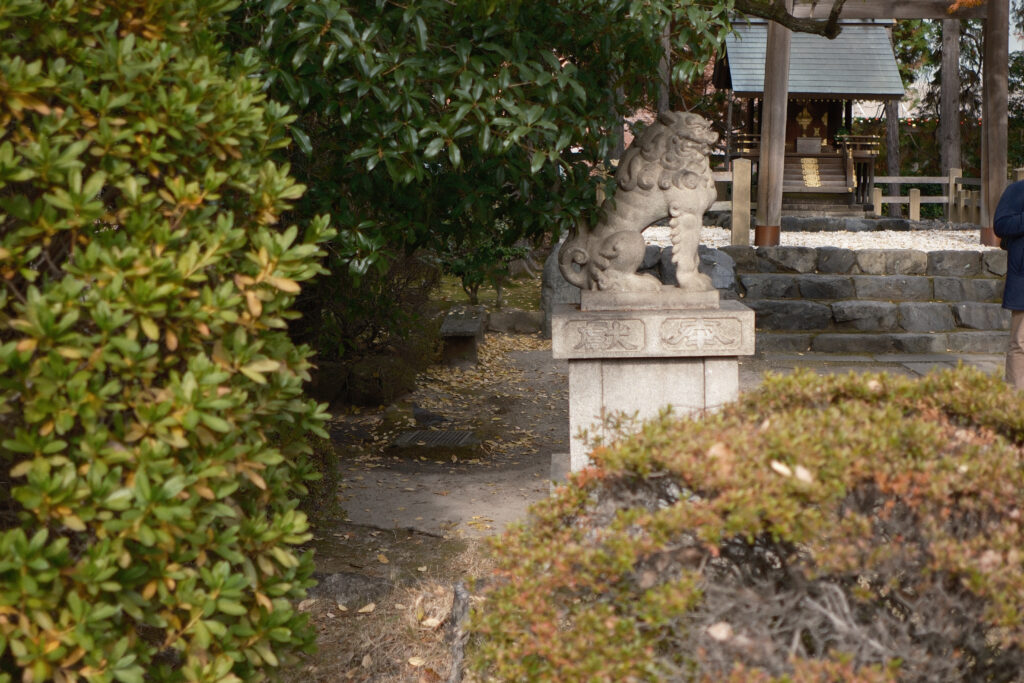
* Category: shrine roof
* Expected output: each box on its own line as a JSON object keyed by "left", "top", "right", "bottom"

{"left": 718, "top": 20, "right": 905, "bottom": 100}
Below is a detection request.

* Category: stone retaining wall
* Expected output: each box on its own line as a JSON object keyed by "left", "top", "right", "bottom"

{"left": 542, "top": 242, "right": 1011, "bottom": 354}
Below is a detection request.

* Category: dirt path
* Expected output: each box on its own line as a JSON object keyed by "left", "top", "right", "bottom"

{"left": 334, "top": 336, "right": 567, "bottom": 539}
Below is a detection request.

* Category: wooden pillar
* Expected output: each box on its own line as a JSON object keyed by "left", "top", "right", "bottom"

{"left": 755, "top": 0, "right": 792, "bottom": 247}
{"left": 844, "top": 100, "right": 853, "bottom": 131}
{"left": 940, "top": 19, "right": 962, "bottom": 178}
{"left": 981, "top": 0, "right": 1008, "bottom": 245}
{"left": 731, "top": 158, "right": 752, "bottom": 246}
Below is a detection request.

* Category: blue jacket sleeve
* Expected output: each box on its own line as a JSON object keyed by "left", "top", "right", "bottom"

{"left": 994, "top": 181, "right": 1024, "bottom": 239}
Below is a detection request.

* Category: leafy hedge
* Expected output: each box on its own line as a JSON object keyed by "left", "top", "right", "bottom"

{"left": 0, "top": 0, "right": 332, "bottom": 680}
{"left": 472, "top": 367, "right": 1024, "bottom": 681}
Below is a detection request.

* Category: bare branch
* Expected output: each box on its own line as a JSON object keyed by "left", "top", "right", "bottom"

{"left": 733, "top": 0, "right": 848, "bottom": 39}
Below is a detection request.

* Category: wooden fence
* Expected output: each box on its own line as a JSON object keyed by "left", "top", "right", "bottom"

{"left": 711, "top": 158, "right": 752, "bottom": 246}
{"left": 870, "top": 168, "right": 979, "bottom": 222}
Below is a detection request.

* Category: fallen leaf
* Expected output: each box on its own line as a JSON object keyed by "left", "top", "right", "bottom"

{"left": 408, "top": 656, "right": 426, "bottom": 667}
{"left": 794, "top": 465, "right": 814, "bottom": 483}
{"left": 377, "top": 554, "right": 389, "bottom": 564}
{"left": 357, "top": 603, "right": 376, "bottom": 614}
{"left": 707, "top": 622, "right": 733, "bottom": 641}
{"left": 417, "top": 566, "right": 427, "bottom": 572}
{"left": 421, "top": 617, "right": 441, "bottom": 629}
{"left": 362, "top": 654, "right": 372, "bottom": 668}
{"left": 770, "top": 460, "right": 792, "bottom": 477}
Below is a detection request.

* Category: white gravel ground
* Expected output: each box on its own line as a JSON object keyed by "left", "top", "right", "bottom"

{"left": 643, "top": 226, "right": 999, "bottom": 252}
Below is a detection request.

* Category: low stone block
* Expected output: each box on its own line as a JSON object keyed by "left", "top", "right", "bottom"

{"left": 739, "top": 274, "right": 799, "bottom": 299}
{"left": 984, "top": 250, "right": 1007, "bottom": 277}
{"left": 699, "top": 245, "right": 738, "bottom": 291}
{"left": 755, "top": 333, "right": 812, "bottom": 353}
{"left": 952, "top": 303, "right": 1011, "bottom": 330}
{"left": 891, "top": 333, "right": 948, "bottom": 354}
{"left": 799, "top": 275, "right": 855, "bottom": 300}
{"left": 898, "top": 302, "right": 956, "bottom": 332}
{"left": 856, "top": 249, "right": 927, "bottom": 275}
{"left": 875, "top": 218, "right": 911, "bottom": 231}
{"left": 853, "top": 275, "right": 932, "bottom": 301}
{"left": 441, "top": 305, "right": 487, "bottom": 366}
{"left": 927, "top": 250, "right": 982, "bottom": 276}
{"left": 832, "top": 301, "right": 898, "bottom": 331}
{"left": 811, "top": 333, "right": 895, "bottom": 354}
{"left": 756, "top": 246, "right": 818, "bottom": 273}
{"left": 817, "top": 247, "right": 856, "bottom": 274}
{"left": 933, "top": 276, "right": 970, "bottom": 302}
{"left": 749, "top": 300, "right": 832, "bottom": 331}
{"left": 974, "top": 278, "right": 1005, "bottom": 302}
{"left": 887, "top": 250, "right": 928, "bottom": 274}
{"left": 854, "top": 250, "right": 889, "bottom": 275}
{"left": 946, "top": 331, "right": 1009, "bottom": 353}
{"left": 719, "top": 245, "right": 758, "bottom": 273}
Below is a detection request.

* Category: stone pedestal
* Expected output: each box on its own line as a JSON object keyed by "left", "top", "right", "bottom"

{"left": 552, "top": 293, "right": 755, "bottom": 472}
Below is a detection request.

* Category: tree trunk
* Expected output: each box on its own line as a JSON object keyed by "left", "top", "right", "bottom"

{"left": 885, "top": 98, "right": 902, "bottom": 218}
{"left": 939, "top": 18, "right": 961, "bottom": 175}
{"left": 657, "top": 25, "right": 671, "bottom": 113}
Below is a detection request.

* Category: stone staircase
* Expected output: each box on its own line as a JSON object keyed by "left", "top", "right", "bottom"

{"left": 717, "top": 245, "right": 1009, "bottom": 354}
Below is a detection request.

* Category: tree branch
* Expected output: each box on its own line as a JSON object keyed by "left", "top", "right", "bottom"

{"left": 733, "top": 0, "right": 848, "bottom": 39}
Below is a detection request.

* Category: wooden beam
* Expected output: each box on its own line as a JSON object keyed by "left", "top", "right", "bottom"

{"left": 981, "top": 0, "right": 1009, "bottom": 245}
{"left": 792, "top": 0, "right": 986, "bottom": 19}
{"left": 755, "top": 0, "right": 792, "bottom": 246}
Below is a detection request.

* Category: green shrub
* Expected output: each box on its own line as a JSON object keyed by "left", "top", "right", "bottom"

{"left": 0, "top": 0, "right": 332, "bottom": 680}
{"left": 472, "top": 367, "right": 1024, "bottom": 681}
{"left": 293, "top": 252, "right": 440, "bottom": 406}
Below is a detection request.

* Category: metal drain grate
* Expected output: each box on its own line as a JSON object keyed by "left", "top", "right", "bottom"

{"left": 392, "top": 430, "right": 478, "bottom": 448}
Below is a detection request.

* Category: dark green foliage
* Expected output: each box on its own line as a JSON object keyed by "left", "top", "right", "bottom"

{"left": 292, "top": 252, "right": 440, "bottom": 405}
{"left": 221, "top": 0, "right": 734, "bottom": 367}
{"left": 473, "top": 368, "right": 1024, "bottom": 681}
{"left": 0, "top": 0, "right": 333, "bottom": 679}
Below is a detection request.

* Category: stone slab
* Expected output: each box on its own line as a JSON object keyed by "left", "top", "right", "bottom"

{"left": 946, "top": 331, "right": 1009, "bottom": 353}
{"left": 747, "top": 300, "right": 832, "bottom": 331}
{"left": 817, "top": 247, "right": 857, "bottom": 274}
{"left": 754, "top": 333, "right": 812, "bottom": 353}
{"left": 928, "top": 250, "right": 983, "bottom": 276}
{"left": 552, "top": 300, "right": 755, "bottom": 359}
{"left": 853, "top": 275, "right": 932, "bottom": 301}
{"left": 580, "top": 285, "right": 720, "bottom": 311}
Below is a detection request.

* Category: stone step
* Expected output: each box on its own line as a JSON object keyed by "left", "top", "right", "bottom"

{"left": 746, "top": 299, "right": 1010, "bottom": 333}
{"left": 737, "top": 274, "right": 1004, "bottom": 303}
{"left": 719, "top": 245, "right": 1006, "bottom": 278}
{"left": 757, "top": 331, "right": 1008, "bottom": 355}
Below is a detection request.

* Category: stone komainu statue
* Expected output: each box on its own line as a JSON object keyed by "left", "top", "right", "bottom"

{"left": 558, "top": 111, "right": 719, "bottom": 292}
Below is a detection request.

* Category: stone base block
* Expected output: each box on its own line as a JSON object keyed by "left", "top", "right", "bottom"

{"left": 555, "top": 302, "right": 755, "bottom": 472}
{"left": 553, "top": 300, "right": 755, "bottom": 360}
{"left": 567, "top": 356, "right": 740, "bottom": 471}
{"left": 581, "top": 285, "right": 719, "bottom": 312}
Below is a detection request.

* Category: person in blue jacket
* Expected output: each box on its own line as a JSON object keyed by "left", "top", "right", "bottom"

{"left": 994, "top": 179, "right": 1024, "bottom": 388}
